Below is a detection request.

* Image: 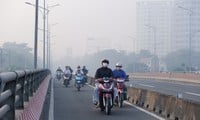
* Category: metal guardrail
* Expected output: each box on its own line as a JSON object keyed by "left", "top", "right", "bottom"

{"left": 0, "top": 69, "right": 50, "bottom": 120}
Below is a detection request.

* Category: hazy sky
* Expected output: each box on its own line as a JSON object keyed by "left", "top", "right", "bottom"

{"left": 0, "top": 0, "right": 162, "bottom": 61}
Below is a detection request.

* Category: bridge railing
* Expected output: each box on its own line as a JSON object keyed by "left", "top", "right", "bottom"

{"left": 0, "top": 69, "right": 50, "bottom": 120}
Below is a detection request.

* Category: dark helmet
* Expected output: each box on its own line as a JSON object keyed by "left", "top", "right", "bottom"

{"left": 77, "top": 65, "right": 81, "bottom": 69}
{"left": 101, "top": 59, "right": 109, "bottom": 64}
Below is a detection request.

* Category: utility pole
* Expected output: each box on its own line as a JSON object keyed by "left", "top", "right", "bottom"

{"left": 34, "top": 0, "right": 39, "bottom": 69}
{"left": 43, "top": 0, "right": 46, "bottom": 68}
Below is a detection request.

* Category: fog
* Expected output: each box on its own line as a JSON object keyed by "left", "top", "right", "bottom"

{"left": 1, "top": 0, "right": 199, "bottom": 74}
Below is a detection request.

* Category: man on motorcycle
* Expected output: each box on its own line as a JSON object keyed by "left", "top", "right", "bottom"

{"left": 75, "top": 65, "right": 84, "bottom": 87}
{"left": 56, "top": 66, "right": 63, "bottom": 72}
{"left": 56, "top": 66, "right": 63, "bottom": 80}
{"left": 82, "top": 66, "right": 88, "bottom": 83}
{"left": 75, "top": 66, "right": 82, "bottom": 75}
{"left": 113, "top": 63, "right": 127, "bottom": 100}
{"left": 63, "top": 66, "right": 72, "bottom": 79}
{"left": 93, "top": 59, "right": 114, "bottom": 106}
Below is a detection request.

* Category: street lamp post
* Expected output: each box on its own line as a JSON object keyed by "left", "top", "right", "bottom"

{"left": 145, "top": 25, "right": 157, "bottom": 57}
{"left": 178, "top": 5, "right": 193, "bottom": 72}
{"left": 46, "top": 4, "right": 59, "bottom": 68}
{"left": 145, "top": 24, "right": 157, "bottom": 72}
{"left": 34, "top": 0, "right": 39, "bottom": 69}
{"left": 25, "top": 2, "right": 59, "bottom": 69}
{"left": 43, "top": 0, "right": 46, "bottom": 68}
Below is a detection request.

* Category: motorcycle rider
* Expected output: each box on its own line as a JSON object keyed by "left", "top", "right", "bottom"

{"left": 82, "top": 66, "right": 88, "bottom": 83}
{"left": 56, "top": 66, "right": 63, "bottom": 80}
{"left": 75, "top": 66, "right": 83, "bottom": 86}
{"left": 56, "top": 66, "right": 63, "bottom": 72}
{"left": 75, "top": 66, "right": 82, "bottom": 75}
{"left": 93, "top": 59, "right": 114, "bottom": 106}
{"left": 113, "top": 63, "right": 127, "bottom": 100}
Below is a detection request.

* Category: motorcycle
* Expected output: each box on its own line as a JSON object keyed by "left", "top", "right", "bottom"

{"left": 63, "top": 74, "right": 71, "bottom": 87}
{"left": 97, "top": 78, "right": 114, "bottom": 115}
{"left": 75, "top": 74, "right": 84, "bottom": 91}
{"left": 116, "top": 78, "right": 125, "bottom": 107}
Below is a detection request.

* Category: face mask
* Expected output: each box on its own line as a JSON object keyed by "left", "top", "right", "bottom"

{"left": 102, "top": 63, "right": 108, "bottom": 67}
{"left": 116, "top": 67, "right": 120, "bottom": 70}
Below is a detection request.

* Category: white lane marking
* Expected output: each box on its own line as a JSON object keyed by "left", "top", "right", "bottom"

{"left": 87, "top": 83, "right": 164, "bottom": 120}
{"left": 49, "top": 78, "right": 54, "bottom": 120}
{"left": 143, "top": 79, "right": 200, "bottom": 87}
{"left": 185, "top": 92, "right": 200, "bottom": 97}
{"left": 124, "top": 101, "right": 165, "bottom": 120}
{"left": 138, "top": 83, "right": 155, "bottom": 88}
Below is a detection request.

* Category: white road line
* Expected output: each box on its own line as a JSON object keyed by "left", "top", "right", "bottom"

{"left": 185, "top": 92, "right": 200, "bottom": 97}
{"left": 138, "top": 83, "right": 155, "bottom": 88}
{"left": 124, "top": 101, "right": 165, "bottom": 120}
{"left": 145, "top": 79, "right": 200, "bottom": 87}
{"left": 49, "top": 78, "right": 54, "bottom": 120}
{"left": 87, "top": 83, "right": 164, "bottom": 120}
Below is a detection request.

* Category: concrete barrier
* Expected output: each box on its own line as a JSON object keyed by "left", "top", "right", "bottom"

{"left": 127, "top": 87, "right": 200, "bottom": 120}
{"left": 87, "top": 77, "right": 200, "bottom": 120}
{"left": 129, "top": 73, "right": 200, "bottom": 84}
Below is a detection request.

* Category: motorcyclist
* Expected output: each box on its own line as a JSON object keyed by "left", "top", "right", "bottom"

{"left": 63, "top": 66, "right": 72, "bottom": 79}
{"left": 75, "top": 66, "right": 83, "bottom": 86}
{"left": 56, "top": 66, "right": 63, "bottom": 72}
{"left": 82, "top": 66, "right": 88, "bottom": 83}
{"left": 75, "top": 66, "right": 83, "bottom": 75}
{"left": 82, "top": 66, "right": 88, "bottom": 75}
{"left": 93, "top": 59, "right": 114, "bottom": 106}
{"left": 113, "top": 63, "right": 127, "bottom": 100}
{"left": 56, "top": 66, "right": 63, "bottom": 80}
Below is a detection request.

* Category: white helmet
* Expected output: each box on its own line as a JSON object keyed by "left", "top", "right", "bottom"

{"left": 116, "top": 62, "right": 122, "bottom": 67}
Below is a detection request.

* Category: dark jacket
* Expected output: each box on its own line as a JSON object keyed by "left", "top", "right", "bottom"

{"left": 95, "top": 67, "right": 113, "bottom": 79}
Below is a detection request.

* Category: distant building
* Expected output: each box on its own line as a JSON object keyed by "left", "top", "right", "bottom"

{"left": 136, "top": 1, "right": 173, "bottom": 58}
{"left": 172, "top": 0, "right": 200, "bottom": 52}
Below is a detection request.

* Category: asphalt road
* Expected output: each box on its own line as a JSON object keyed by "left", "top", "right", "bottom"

{"left": 54, "top": 80, "right": 161, "bottom": 120}
{"left": 128, "top": 78, "right": 200, "bottom": 102}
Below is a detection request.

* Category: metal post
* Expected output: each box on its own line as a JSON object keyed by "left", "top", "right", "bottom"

{"left": 189, "top": 13, "right": 192, "bottom": 72}
{"left": 46, "top": 6, "right": 49, "bottom": 68}
{"left": 34, "top": 0, "right": 39, "bottom": 69}
{"left": 43, "top": 0, "right": 46, "bottom": 69}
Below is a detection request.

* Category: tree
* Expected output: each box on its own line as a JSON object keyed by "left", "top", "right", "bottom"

{"left": 1, "top": 42, "right": 34, "bottom": 71}
{"left": 165, "top": 49, "right": 200, "bottom": 71}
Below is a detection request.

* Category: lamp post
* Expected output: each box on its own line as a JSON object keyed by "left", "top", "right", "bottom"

{"left": 25, "top": 1, "right": 47, "bottom": 68}
{"left": 25, "top": 2, "right": 59, "bottom": 69}
{"left": 46, "top": 4, "right": 59, "bottom": 68}
{"left": 177, "top": 5, "right": 193, "bottom": 72}
{"left": 47, "top": 23, "right": 58, "bottom": 69}
{"left": 145, "top": 25, "right": 157, "bottom": 57}
{"left": 145, "top": 24, "right": 157, "bottom": 72}
{"left": 34, "top": 0, "right": 39, "bottom": 69}
{"left": 43, "top": 0, "right": 46, "bottom": 68}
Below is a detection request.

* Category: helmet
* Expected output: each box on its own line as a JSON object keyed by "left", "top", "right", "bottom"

{"left": 83, "top": 66, "right": 86, "bottom": 69}
{"left": 77, "top": 65, "right": 81, "bottom": 69}
{"left": 101, "top": 59, "right": 109, "bottom": 64}
{"left": 116, "top": 62, "right": 122, "bottom": 67}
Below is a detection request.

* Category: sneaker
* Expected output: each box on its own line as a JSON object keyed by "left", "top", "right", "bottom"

{"left": 96, "top": 102, "right": 100, "bottom": 108}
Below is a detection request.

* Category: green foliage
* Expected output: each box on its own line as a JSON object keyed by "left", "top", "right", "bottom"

{"left": 1, "top": 42, "right": 34, "bottom": 71}
{"left": 165, "top": 49, "right": 200, "bottom": 71}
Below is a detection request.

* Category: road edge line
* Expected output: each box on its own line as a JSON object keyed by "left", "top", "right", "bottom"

{"left": 49, "top": 78, "right": 54, "bottom": 120}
